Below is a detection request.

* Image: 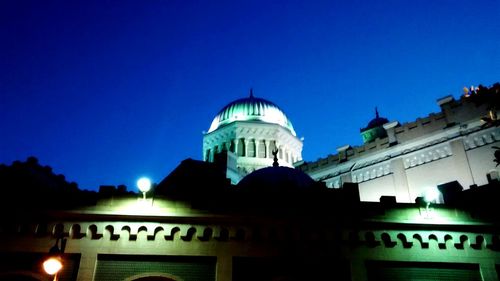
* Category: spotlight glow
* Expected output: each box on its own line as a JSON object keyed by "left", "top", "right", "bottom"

{"left": 424, "top": 187, "right": 440, "bottom": 203}
{"left": 43, "top": 257, "right": 62, "bottom": 275}
{"left": 137, "top": 177, "right": 152, "bottom": 193}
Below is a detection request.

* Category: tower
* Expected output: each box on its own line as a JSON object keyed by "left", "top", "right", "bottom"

{"left": 203, "top": 90, "right": 303, "bottom": 183}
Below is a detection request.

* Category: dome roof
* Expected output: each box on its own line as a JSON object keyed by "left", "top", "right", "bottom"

{"left": 366, "top": 116, "right": 389, "bottom": 129}
{"left": 207, "top": 91, "right": 296, "bottom": 136}
{"left": 237, "top": 166, "right": 318, "bottom": 191}
{"left": 362, "top": 107, "right": 389, "bottom": 131}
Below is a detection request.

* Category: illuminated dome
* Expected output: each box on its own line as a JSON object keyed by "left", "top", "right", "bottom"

{"left": 203, "top": 89, "right": 303, "bottom": 184}
{"left": 207, "top": 91, "right": 296, "bottom": 136}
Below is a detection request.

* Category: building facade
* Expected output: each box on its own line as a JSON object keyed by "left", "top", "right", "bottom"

{"left": 1, "top": 84, "right": 499, "bottom": 281}
{"left": 299, "top": 85, "right": 500, "bottom": 203}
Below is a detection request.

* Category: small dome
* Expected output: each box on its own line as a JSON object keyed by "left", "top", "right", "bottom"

{"left": 363, "top": 107, "right": 389, "bottom": 131}
{"left": 207, "top": 90, "right": 296, "bottom": 136}
{"left": 366, "top": 116, "right": 389, "bottom": 129}
{"left": 237, "top": 166, "right": 318, "bottom": 191}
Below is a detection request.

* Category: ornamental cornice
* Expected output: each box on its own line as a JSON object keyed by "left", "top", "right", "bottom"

{"left": 403, "top": 143, "right": 452, "bottom": 169}
{"left": 2, "top": 220, "right": 499, "bottom": 252}
{"left": 463, "top": 127, "right": 500, "bottom": 150}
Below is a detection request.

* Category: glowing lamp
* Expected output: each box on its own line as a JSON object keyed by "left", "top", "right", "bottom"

{"left": 137, "top": 177, "right": 152, "bottom": 199}
{"left": 424, "top": 187, "right": 440, "bottom": 203}
{"left": 43, "top": 257, "right": 62, "bottom": 275}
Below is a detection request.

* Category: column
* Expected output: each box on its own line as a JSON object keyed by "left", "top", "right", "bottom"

{"left": 265, "top": 140, "right": 271, "bottom": 159}
{"left": 234, "top": 139, "right": 239, "bottom": 156}
{"left": 255, "top": 139, "right": 260, "bottom": 158}
{"left": 216, "top": 254, "right": 232, "bottom": 281}
{"left": 450, "top": 139, "right": 475, "bottom": 188}
{"left": 391, "top": 158, "right": 411, "bottom": 202}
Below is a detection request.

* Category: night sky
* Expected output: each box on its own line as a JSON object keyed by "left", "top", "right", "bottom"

{"left": 1, "top": 0, "right": 499, "bottom": 191}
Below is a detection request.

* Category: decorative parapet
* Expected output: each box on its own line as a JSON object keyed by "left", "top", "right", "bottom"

{"left": 1, "top": 219, "right": 499, "bottom": 252}
{"left": 345, "top": 229, "right": 499, "bottom": 251}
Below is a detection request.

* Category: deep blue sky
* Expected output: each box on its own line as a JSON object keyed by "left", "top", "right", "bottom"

{"left": 1, "top": 0, "right": 499, "bottom": 191}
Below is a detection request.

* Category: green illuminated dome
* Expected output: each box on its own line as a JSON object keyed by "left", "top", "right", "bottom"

{"left": 207, "top": 91, "right": 297, "bottom": 136}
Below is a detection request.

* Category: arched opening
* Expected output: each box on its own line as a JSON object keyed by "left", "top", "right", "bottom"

{"left": 205, "top": 149, "right": 211, "bottom": 162}
{"left": 229, "top": 140, "right": 235, "bottom": 153}
{"left": 247, "top": 139, "right": 256, "bottom": 157}
{"left": 268, "top": 141, "right": 276, "bottom": 159}
{"left": 132, "top": 277, "right": 176, "bottom": 281}
{"left": 258, "top": 140, "right": 266, "bottom": 158}
{"left": 238, "top": 138, "right": 245, "bottom": 156}
{"left": 125, "top": 273, "right": 181, "bottom": 281}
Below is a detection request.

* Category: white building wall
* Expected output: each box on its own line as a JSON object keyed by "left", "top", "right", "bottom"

{"left": 358, "top": 174, "right": 395, "bottom": 202}
{"left": 467, "top": 144, "right": 500, "bottom": 186}
{"left": 405, "top": 157, "right": 460, "bottom": 202}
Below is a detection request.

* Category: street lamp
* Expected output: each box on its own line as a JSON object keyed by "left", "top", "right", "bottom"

{"left": 424, "top": 186, "right": 440, "bottom": 205}
{"left": 423, "top": 186, "right": 441, "bottom": 217}
{"left": 43, "top": 257, "right": 62, "bottom": 276}
{"left": 137, "top": 177, "right": 152, "bottom": 200}
{"left": 43, "top": 238, "right": 64, "bottom": 281}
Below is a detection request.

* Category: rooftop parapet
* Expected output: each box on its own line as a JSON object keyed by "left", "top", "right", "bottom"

{"left": 300, "top": 83, "right": 499, "bottom": 173}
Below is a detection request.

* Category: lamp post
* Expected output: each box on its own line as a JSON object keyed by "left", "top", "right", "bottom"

{"left": 423, "top": 186, "right": 441, "bottom": 219}
{"left": 137, "top": 177, "right": 152, "bottom": 200}
{"left": 43, "top": 238, "right": 65, "bottom": 281}
{"left": 424, "top": 186, "right": 440, "bottom": 209}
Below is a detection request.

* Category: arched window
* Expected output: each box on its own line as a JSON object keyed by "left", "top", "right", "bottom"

{"left": 237, "top": 138, "right": 245, "bottom": 156}
{"left": 205, "top": 149, "right": 211, "bottom": 162}
{"left": 258, "top": 140, "right": 266, "bottom": 158}
{"left": 229, "top": 140, "right": 235, "bottom": 153}
{"left": 247, "top": 139, "right": 256, "bottom": 157}
{"left": 269, "top": 141, "right": 276, "bottom": 159}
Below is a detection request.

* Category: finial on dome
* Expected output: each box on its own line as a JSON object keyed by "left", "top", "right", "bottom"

{"left": 249, "top": 88, "right": 254, "bottom": 98}
{"left": 375, "top": 107, "right": 379, "bottom": 119}
{"left": 272, "top": 148, "right": 279, "bottom": 167}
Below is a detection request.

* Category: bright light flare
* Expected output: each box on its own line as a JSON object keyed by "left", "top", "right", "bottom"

{"left": 424, "top": 186, "right": 440, "bottom": 203}
{"left": 43, "top": 257, "right": 62, "bottom": 275}
{"left": 137, "top": 177, "right": 151, "bottom": 193}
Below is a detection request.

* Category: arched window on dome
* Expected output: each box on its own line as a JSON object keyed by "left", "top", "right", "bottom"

{"left": 238, "top": 138, "right": 245, "bottom": 156}
{"left": 205, "top": 149, "right": 211, "bottom": 162}
{"left": 278, "top": 147, "right": 283, "bottom": 160}
{"left": 269, "top": 141, "right": 276, "bottom": 159}
{"left": 229, "top": 140, "right": 235, "bottom": 153}
{"left": 258, "top": 140, "right": 266, "bottom": 158}
{"left": 247, "top": 139, "right": 256, "bottom": 157}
